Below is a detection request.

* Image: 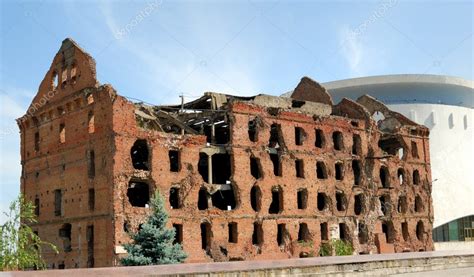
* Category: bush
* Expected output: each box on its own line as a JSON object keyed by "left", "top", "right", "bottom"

{"left": 318, "top": 242, "right": 332, "bottom": 257}
{"left": 318, "top": 239, "right": 353, "bottom": 257}
{"left": 332, "top": 239, "right": 353, "bottom": 256}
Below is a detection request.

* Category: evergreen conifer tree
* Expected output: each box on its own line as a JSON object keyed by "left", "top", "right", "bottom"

{"left": 121, "top": 191, "right": 187, "bottom": 266}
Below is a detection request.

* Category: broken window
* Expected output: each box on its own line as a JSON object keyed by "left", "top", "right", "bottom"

{"left": 250, "top": 156, "right": 262, "bottom": 179}
{"left": 214, "top": 121, "right": 230, "bottom": 145}
{"left": 123, "top": 221, "right": 130, "bottom": 233}
{"left": 295, "top": 127, "right": 306, "bottom": 146}
{"left": 413, "top": 170, "right": 420, "bottom": 185}
{"left": 87, "top": 93, "right": 94, "bottom": 105}
{"left": 352, "top": 160, "right": 361, "bottom": 185}
{"left": 212, "top": 153, "right": 231, "bottom": 184}
{"left": 352, "top": 134, "right": 362, "bottom": 155}
{"left": 86, "top": 225, "right": 94, "bottom": 267}
{"left": 198, "top": 187, "right": 208, "bottom": 210}
{"left": 398, "top": 168, "right": 405, "bottom": 185}
{"left": 70, "top": 63, "right": 77, "bottom": 84}
{"left": 380, "top": 166, "right": 390, "bottom": 188}
{"left": 198, "top": 153, "right": 209, "bottom": 182}
{"left": 211, "top": 188, "right": 236, "bottom": 210}
{"left": 127, "top": 181, "right": 149, "bottom": 207}
{"left": 88, "top": 111, "right": 95, "bottom": 133}
{"left": 379, "top": 194, "right": 390, "bottom": 216}
{"left": 358, "top": 222, "right": 368, "bottom": 244}
{"left": 52, "top": 71, "right": 58, "bottom": 89}
{"left": 248, "top": 119, "right": 258, "bottom": 142}
{"left": 411, "top": 141, "right": 419, "bottom": 158}
{"left": 269, "top": 186, "right": 283, "bottom": 214}
{"left": 277, "top": 224, "right": 286, "bottom": 246}
{"left": 295, "top": 159, "right": 304, "bottom": 178}
{"left": 416, "top": 221, "right": 424, "bottom": 241}
{"left": 378, "top": 136, "right": 404, "bottom": 157}
{"left": 59, "top": 123, "right": 66, "bottom": 143}
{"left": 61, "top": 67, "right": 67, "bottom": 87}
{"left": 316, "top": 161, "right": 328, "bottom": 179}
{"left": 34, "top": 132, "right": 40, "bottom": 152}
{"left": 336, "top": 191, "right": 346, "bottom": 211}
{"left": 200, "top": 222, "right": 212, "bottom": 250}
{"left": 270, "top": 153, "right": 282, "bottom": 177}
{"left": 332, "top": 131, "right": 344, "bottom": 150}
{"left": 269, "top": 123, "right": 283, "bottom": 149}
{"left": 320, "top": 222, "right": 328, "bottom": 240}
{"left": 382, "top": 221, "right": 395, "bottom": 243}
{"left": 252, "top": 222, "right": 263, "bottom": 246}
{"left": 398, "top": 195, "right": 407, "bottom": 214}
{"left": 415, "top": 195, "right": 424, "bottom": 213}
{"left": 250, "top": 186, "right": 262, "bottom": 212}
{"left": 317, "top": 192, "right": 328, "bottom": 211}
{"left": 372, "top": 111, "right": 385, "bottom": 123}
{"left": 54, "top": 189, "right": 62, "bottom": 216}
{"left": 228, "top": 222, "right": 238, "bottom": 243}
{"left": 298, "top": 223, "right": 310, "bottom": 242}
{"left": 335, "top": 162, "right": 344, "bottom": 180}
{"left": 59, "top": 223, "right": 72, "bottom": 252}
{"left": 169, "top": 150, "right": 180, "bottom": 172}
{"left": 88, "top": 188, "right": 95, "bottom": 211}
{"left": 315, "top": 129, "right": 325, "bottom": 148}
{"left": 402, "top": 222, "right": 409, "bottom": 241}
{"left": 339, "top": 223, "right": 348, "bottom": 241}
{"left": 297, "top": 188, "right": 308, "bottom": 210}
{"left": 354, "top": 194, "right": 363, "bottom": 215}
{"left": 131, "top": 140, "right": 149, "bottom": 170}
{"left": 173, "top": 224, "right": 183, "bottom": 244}
{"left": 88, "top": 150, "right": 95, "bottom": 179}
{"left": 34, "top": 197, "right": 40, "bottom": 216}
{"left": 169, "top": 187, "right": 181, "bottom": 209}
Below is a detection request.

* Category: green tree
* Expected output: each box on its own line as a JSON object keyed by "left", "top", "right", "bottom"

{"left": 121, "top": 191, "right": 187, "bottom": 266}
{"left": 0, "top": 195, "right": 57, "bottom": 271}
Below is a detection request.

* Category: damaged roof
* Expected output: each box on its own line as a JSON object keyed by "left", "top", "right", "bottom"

{"left": 132, "top": 76, "right": 428, "bottom": 136}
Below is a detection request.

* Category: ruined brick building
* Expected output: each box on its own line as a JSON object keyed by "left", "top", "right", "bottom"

{"left": 17, "top": 38, "right": 434, "bottom": 269}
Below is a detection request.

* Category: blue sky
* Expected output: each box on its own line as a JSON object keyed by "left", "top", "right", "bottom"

{"left": 0, "top": 0, "right": 472, "bottom": 222}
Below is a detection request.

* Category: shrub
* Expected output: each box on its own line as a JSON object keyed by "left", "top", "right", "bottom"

{"left": 121, "top": 191, "right": 187, "bottom": 266}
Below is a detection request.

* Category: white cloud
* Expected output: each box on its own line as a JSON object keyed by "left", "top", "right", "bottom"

{"left": 339, "top": 26, "right": 364, "bottom": 77}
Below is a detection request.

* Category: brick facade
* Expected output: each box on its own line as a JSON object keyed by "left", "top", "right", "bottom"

{"left": 17, "top": 39, "right": 434, "bottom": 269}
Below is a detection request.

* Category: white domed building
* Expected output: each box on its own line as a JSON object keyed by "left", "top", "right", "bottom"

{"left": 286, "top": 74, "right": 474, "bottom": 249}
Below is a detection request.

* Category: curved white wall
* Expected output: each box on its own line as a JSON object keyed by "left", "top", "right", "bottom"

{"left": 387, "top": 103, "right": 474, "bottom": 227}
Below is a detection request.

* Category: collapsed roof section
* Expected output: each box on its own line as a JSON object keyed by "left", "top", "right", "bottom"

{"left": 133, "top": 77, "right": 428, "bottom": 138}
